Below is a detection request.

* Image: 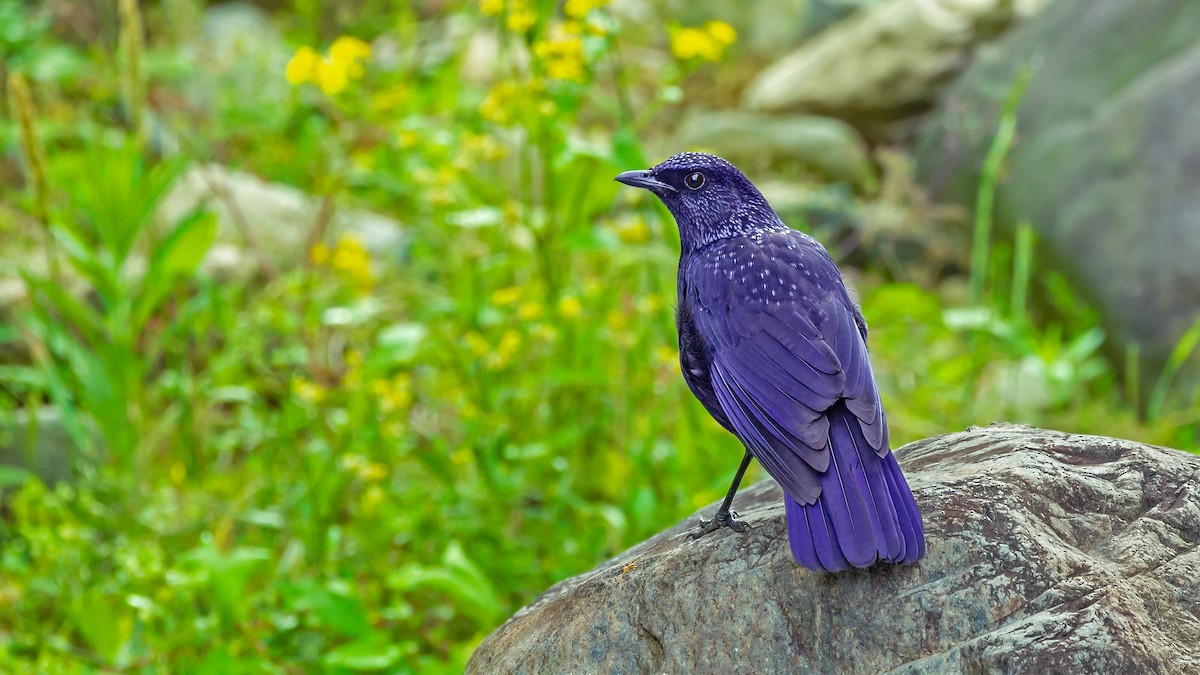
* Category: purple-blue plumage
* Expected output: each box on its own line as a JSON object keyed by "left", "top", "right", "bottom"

{"left": 616, "top": 152, "right": 925, "bottom": 572}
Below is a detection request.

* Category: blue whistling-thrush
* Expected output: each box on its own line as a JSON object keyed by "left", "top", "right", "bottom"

{"left": 615, "top": 152, "right": 925, "bottom": 572}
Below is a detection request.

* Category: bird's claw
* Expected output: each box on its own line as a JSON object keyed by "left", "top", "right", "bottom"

{"left": 688, "top": 509, "right": 749, "bottom": 541}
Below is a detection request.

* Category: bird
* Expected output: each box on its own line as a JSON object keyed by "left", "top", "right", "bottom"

{"left": 615, "top": 152, "right": 925, "bottom": 572}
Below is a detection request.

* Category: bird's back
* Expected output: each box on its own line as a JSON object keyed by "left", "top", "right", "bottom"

{"left": 678, "top": 228, "right": 924, "bottom": 570}
{"left": 677, "top": 229, "right": 852, "bottom": 433}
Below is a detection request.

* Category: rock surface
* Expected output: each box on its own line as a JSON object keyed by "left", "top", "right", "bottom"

{"left": 915, "top": 0, "right": 1200, "bottom": 393}
{"left": 468, "top": 424, "right": 1200, "bottom": 674}
{"left": 159, "top": 164, "right": 407, "bottom": 273}
{"left": 742, "top": 0, "right": 1022, "bottom": 124}
{"left": 675, "top": 110, "right": 877, "bottom": 191}
{"left": 0, "top": 407, "right": 95, "bottom": 485}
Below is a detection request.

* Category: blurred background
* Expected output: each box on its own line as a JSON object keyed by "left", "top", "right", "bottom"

{"left": 1, "top": 0, "right": 1198, "bottom": 671}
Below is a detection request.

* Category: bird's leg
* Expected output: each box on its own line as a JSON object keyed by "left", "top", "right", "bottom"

{"left": 690, "top": 450, "right": 752, "bottom": 540}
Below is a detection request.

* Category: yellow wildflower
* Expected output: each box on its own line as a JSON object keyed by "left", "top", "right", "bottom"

{"left": 361, "top": 485, "right": 385, "bottom": 513}
{"left": 518, "top": 301, "right": 544, "bottom": 320}
{"left": 464, "top": 332, "right": 490, "bottom": 358}
{"left": 564, "top": 0, "right": 608, "bottom": 19}
{"left": 451, "top": 447, "right": 474, "bottom": 466}
{"left": 286, "top": 36, "right": 371, "bottom": 95}
{"left": 480, "top": 0, "right": 504, "bottom": 15}
{"left": 435, "top": 166, "right": 457, "bottom": 186}
{"left": 616, "top": 217, "right": 651, "bottom": 244}
{"left": 369, "top": 85, "right": 409, "bottom": 115}
{"left": 310, "top": 241, "right": 330, "bottom": 265}
{"left": 360, "top": 462, "right": 387, "bottom": 482}
{"left": 329, "top": 236, "right": 373, "bottom": 292}
{"left": 341, "top": 454, "right": 384, "bottom": 482}
{"left": 486, "top": 329, "right": 522, "bottom": 369}
{"left": 491, "top": 285, "right": 523, "bottom": 306}
{"left": 558, "top": 296, "right": 583, "bottom": 319}
{"left": 343, "top": 349, "right": 364, "bottom": 388}
{"left": 292, "top": 377, "right": 327, "bottom": 405}
{"left": 706, "top": 20, "right": 737, "bottom": 46}
{"left": 316, "top": 62, "right": 349, "bottom": 95}
{"left": 371, "top": 373, "right": 413, "bottom": 413}
{"left": 285, "top": 46, "right": 321, "bottom": 85}
{"left": 506, "top": 0, "right": 536, "bottom": 33}
{"left": 636, "top": 294, "right": 663, "bottom": 315}
{"left": 480, "top": 81, "right": 517, "bottom": 124}
{"left": 531, "top": 323, "right": 558, "bottom": 343}
{"left": 480, "top": 79, "right": 545, "bottom": 125}
{"left": 654, "top": 345, "right": 678, "bottom": 368}
{"left": 535, "top": 34, "right": 586, "bottom": 82}
{"left": 497, "top": 329, "right": 521, "bottom": 358}
{"left": 464, "top": 133, "right": 507, "bottom": 161}
{"left": 670, "top": 21, "right": 737, "bottom": 62}
{"left": 329, "top": 36, "right": 371, "bottom": 78}
{"left": 397, "top": 130, "right": 420, "bottom": 149}
{"left": 606, "top": 310, "right": 628, "bottom": 333}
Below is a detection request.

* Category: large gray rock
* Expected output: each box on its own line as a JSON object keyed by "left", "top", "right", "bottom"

{"left": 159, "top": 164, "right": 407, "bottom": 274}
{"left": 915, "top": 0, "right": 1200, "bottom": 396}
{"left": 469, "top": 424, "right": 1200, "bottom": 673}
{"left": 675, "top": 110, "right": 878, "bottom": 191}
{"left": 183, "top": 2, "right": 290, "bottom": 119}
{"left": 743, "top": 0, "right": 1023, "bottom": 124}
{"left": 0, "top": 407, "right": 95, "bottom": 484}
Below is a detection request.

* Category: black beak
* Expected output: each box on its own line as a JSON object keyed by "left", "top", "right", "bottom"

{"left": 614, "top": 169, "right": 677, "bottom": 193}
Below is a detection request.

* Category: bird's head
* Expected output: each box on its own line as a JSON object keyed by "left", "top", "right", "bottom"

{"left": 615, "top": 152, "right": 777, "bottom": 250}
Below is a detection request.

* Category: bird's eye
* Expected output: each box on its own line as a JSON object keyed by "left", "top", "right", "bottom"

{"left": 684, "top": 171, "right": 705, "bottom": 190}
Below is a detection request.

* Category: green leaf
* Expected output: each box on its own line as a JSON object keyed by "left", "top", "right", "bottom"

{"left": 19, "top": 316, "right": 97, "bottom": 456}
{"left": 0, "top": 465, "right": 32, "bottom": 487}
{"left": 153, "top": 209, "right": 218, "bottom": 279}
{"left": 281, "top": 579, "right": 372, "bottom": 638}
{"left": 322, "top": 633, "right": 402, "bottom": 671}
{"left": 391, "top": 542, "right": 503, "bottom": 625}
{"left": 49, "top": 223, "right": 118, "bottom": 305}
{"left": 180, "top": 544, "right": 271, "bottom": 622}
{"left": 73, "top": 588, "right": 134, "bottom": 663}
{"left": 610, "top": 126, "right": 647, "bottom": 170}
{"left": 56, "top": 143, "right": 187, "bottom": 267}
{"left": 376, "top": 323, "right": 427, "bottom": 366}
{"left": 132, "top": 209, "right": 217, "bottom": 332}
{"left": 20, "top": 271, "right": 104, "bottom": 344}
{"left": 0, "top": 364, "right": 47, "bottom": 390}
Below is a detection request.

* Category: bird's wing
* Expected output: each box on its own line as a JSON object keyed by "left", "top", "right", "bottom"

{"left": 686, "top": 232, "right": 885, "bottom": 504}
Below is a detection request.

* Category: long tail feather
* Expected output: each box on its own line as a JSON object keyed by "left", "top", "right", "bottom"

{"left": 785, "top": 402, "right": 925, "bottom": 571}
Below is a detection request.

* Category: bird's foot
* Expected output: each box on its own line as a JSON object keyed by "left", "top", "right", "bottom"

{"left": 688, "top": 509, "right": 748, "bottom": 541}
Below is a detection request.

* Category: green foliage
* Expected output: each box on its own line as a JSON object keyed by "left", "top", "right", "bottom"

{"left": 0, "top": 1, "right": 1196, "bottom": 673}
